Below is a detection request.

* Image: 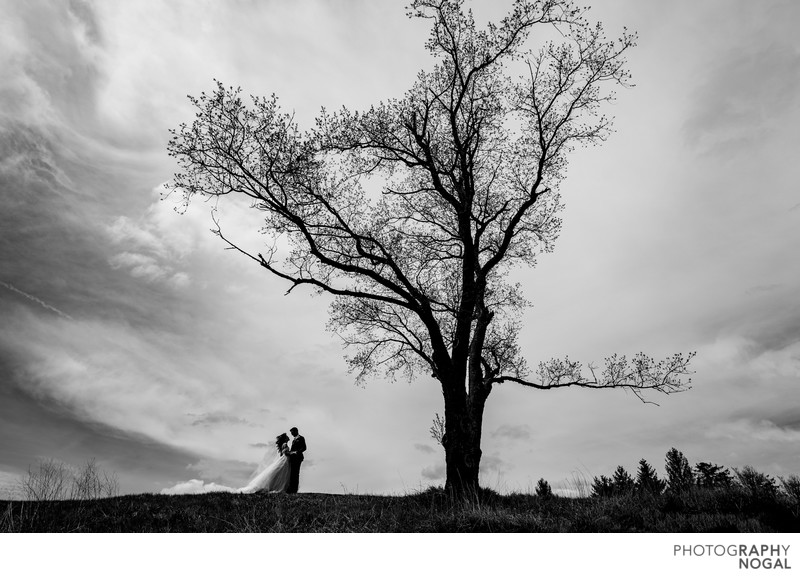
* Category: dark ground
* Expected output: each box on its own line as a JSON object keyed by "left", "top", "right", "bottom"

{"left": 2, "top": 486, "right": 799, "bottom": 532}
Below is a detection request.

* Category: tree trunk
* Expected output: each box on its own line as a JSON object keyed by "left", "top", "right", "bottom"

{"left": 440, "top": 287, "right": 493, "bottom": 498}
{"left": 442, "top": 380, "right": 486, "bottom": 497}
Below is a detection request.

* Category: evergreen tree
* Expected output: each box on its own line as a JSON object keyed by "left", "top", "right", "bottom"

{"left": 535, "top": 478, "right": 553, "bottom": 498}
{"left": 591, "top": 475, "right": 615, "bottom": 498}
{"left": 635, "top": 459, "right": 666, "bottom": 494}
{"left": 665, "top": 447, "right": 694, "bottom": 493}
{"left": 694, "top": 462, "right": 733, "bottom": 489}
{"left": 612, "top": 466, "right": 635, "bottom": 495}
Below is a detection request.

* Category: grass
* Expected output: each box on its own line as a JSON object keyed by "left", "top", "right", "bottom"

{"left": 2, "top": 485, "right": 798, "bottom": 532}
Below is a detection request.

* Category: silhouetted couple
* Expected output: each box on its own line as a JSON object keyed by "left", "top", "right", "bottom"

{"left": 239, "top": 427, "right": 306, "bottom": 494}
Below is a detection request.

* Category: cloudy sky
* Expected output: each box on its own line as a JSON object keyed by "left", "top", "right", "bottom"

{"left": 1, "top": 0, "right": 798, "bottom": 498}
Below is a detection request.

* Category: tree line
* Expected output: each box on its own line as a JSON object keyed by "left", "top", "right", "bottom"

{"left": 531, "top": 448, "right": 799, "bottom": 503}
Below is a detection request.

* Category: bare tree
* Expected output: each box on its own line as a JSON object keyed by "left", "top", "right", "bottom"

{"left": 168, "top": 0, "right": 693, "bottom": 496}
{"left": 21, "top": 459, "right": 70, "bottom": 501}
{"left": 20, "top": 458, "right": 120, "bottom": 502}
{"left": 71, "top": 458, "right": 120, "bottom": 500}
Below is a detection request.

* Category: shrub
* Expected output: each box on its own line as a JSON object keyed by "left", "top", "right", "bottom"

{"left": 21, "top": 459, "right": 70, "bottom": 501}
{"left": 20, "top": 458, "right": 119, "bottom": 501}
{"left": 71, "top": 458, "right": 119, "bottom": 500}
{"left": 779, "top": 474, "right": 800, "bottom": 503}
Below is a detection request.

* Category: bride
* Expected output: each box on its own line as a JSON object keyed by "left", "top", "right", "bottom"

{"left": 239, "top": 433, "right": 291, "bottom": 493}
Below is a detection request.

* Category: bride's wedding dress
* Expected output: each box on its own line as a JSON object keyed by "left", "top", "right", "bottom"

{"left": 160, "top": 441, "right": 291, "bottom": 495}
{"left": 238, "top": 443, "right": 291, "bottom": 493}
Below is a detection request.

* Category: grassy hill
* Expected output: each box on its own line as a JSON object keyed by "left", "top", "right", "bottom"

{"left": 2, "top": 487, "right": 799, "bottom": 532}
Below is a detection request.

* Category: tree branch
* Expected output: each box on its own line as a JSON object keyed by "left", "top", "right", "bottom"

{"left": 492, "top": 352, "right": 695, "bottom": 405}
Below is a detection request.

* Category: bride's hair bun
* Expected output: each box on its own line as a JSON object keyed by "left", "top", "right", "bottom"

{"left": 274, "top": 432, "right": 289, "bottom": 449}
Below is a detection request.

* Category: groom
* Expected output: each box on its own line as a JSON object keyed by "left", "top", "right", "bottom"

{"left": 286, "top": 426, "right": 306, "bottom": 494}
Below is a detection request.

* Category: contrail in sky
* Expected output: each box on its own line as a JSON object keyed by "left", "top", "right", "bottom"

{"left": 0, "top": 280, "right": 74, "bottom": 320}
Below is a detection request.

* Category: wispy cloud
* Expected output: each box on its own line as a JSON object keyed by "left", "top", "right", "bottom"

{"left": 108, "top": 252, "right": 177, "bottom": 285}
{"left": 189, "top": 412, "right": 250, "bottom": 428}
{"left": 105, "top": 189, "right": 203, "bottom": 288}
{"left": 744, "top": 284, "right": 782, "bottom": 296}
{"left": 107, "top": 216, "right": 172, "bottom": 259}
{"left": 491, "top": 424, "right": 532, "bottom": 441}
{"left": 0, "top": 281, "right": 73, "bottom": 320}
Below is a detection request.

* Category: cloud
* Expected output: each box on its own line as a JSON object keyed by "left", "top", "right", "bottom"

{"left": 0, "top": 2, "right": 201, "bottom": 324}
{"left": 0, "top": 2, "right": 102, "bottom": 130}
{"left": 169, "top": 272, "right": 191, "bottom": 289}
{"left": 744, "top": 284, "right": 782, "bottom": 296}
{"left": 189, "top": 412, "right": 250, "bottom": 428}
{"left": 683, "top": 2, "right": 800, "bottom": 155}
{"left": 0, "top": 305, "right": 271, "bottom": 461}
{"left": 696, "top": 307, "right": 800, "bottom": 383}
{"left": 0, "top": 470, "right": 24, "bottom": 500}
{"left": 0, "top": 367, "right": 208, "bottom": 495}
{"left": 725, "top": 298, "right": 800, "bottom": 357}
{"left": 0, "top": 281, "right": 73, "bottom": 320}
{"left": 491, "top": 424, "right": 532, "bottom": 441}
{"left": 749, "top": 343, "right": 800, "bottom": 380}
{"left": 480, "top": 454, "right": 510, "bottom": 476}
{"left": 414, "top": 443, "right": 436, "bottom": 454}
{"left": 108, "top": 252, "right": 173, "bottom": 283}
{"left": 160, "top": 479, "right": 236, "bottom": 495}
{"left": 107, "top": 216, "right": 171, "bottom": 259}
{"left": 106, "top": 191, "right": 201, "bottom": 288}
{"left": 552, "top": 487, "right": 582, "bottom": 498}
{"left": 186, "top": 458, "right": 254, "bottom": 483}
{"left": 105, "top": 183, "right": 282, "bottom": 294}
{"left": 421, "top": 463, "right": 445, "bottom": 481}
{"left": 706, "top": 419, "right": 800, "bottom": 445}
{"left": 765, "top": 409, "right": 800, "bottom": 432}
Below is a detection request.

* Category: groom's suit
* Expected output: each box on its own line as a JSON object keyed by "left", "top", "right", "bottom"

{"left": 287, "top": 435, "right": 306, "bottom": 494}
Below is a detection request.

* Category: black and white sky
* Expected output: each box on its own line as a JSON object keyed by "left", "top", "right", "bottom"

{"left": 1, "top": 0, "right": 799, "bottom": 497}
